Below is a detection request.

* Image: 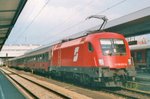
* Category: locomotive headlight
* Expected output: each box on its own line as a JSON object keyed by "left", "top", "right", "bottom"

{"left": 128, "top": 58, "right": 132, "bottom": 65}
{"left": 99, "top": 58, "right": 104, "bottom": 65}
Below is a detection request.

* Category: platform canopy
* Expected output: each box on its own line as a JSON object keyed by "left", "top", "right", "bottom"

{"left": 104, "top": 7, "right": 150, "bottom": 37}
{"left": 0, "top": 0, "right": 27, "bottom": 51}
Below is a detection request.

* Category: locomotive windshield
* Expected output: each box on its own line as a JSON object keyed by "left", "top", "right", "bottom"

{"left": 100, "top": 39, "right": 126, "bottom": 56}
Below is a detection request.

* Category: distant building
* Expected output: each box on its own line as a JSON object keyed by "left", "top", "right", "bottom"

{"left": 127, "top": 33, "right": 150, "bottom": 45}
{"left": 0, "top": 44, "right": 41, "bottom": 66}
{"left": 0, "top": 44, "right": 41, "bottom": 58}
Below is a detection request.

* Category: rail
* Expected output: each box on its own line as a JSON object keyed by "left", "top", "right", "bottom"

{"left": 0, "top": 68, "right": 71, "bottom": 99}
{"left": 101, "top": 87, "right": 150, "bottom": 99}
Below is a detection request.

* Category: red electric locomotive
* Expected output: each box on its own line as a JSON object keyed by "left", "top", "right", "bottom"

{"left": 8, "top": 16, "right": 136, "bottom": 87}
{"left": 8, "top": 32, "right": 136, "bottom": 87}
{"left": 50, "top": 32, "right": 136, "bottom": 86}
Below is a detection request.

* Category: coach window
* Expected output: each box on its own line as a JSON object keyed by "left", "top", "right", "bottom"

{"left": 45, "top": 53, "right": 48, "bottom": 61}
{"left": 40, "top": 56, "right": 42, "bottom": 61}
{"left": 37, "top": 55, "right": 39, "bottom": 62}
{"left": 33, "top": 57, "right": 36, "bottom": 61}
{"left": 88, "top": 42, "right": 94, "bottom": 52}
{"left": 43, "top": 54, "right": 46, "bottom": 61}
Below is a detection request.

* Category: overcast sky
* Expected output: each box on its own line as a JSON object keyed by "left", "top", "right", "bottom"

{"left": 5, "top": 0, "right": 150, "bottom": 45}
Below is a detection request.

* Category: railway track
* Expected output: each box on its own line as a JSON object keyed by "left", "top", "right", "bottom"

{"left": 101, "top": 87, "right": 150, "bottom": 99}
{"left": 0, "top": 68, "right": 91, "bottom": 99}
{"left": 125, "top": 80, "right": 150, "bottom": 91}
{"left": 1, "top": 71, "right": 39, "bottom": 99}
{"left": 2, "top": 67, "right": 150, "bottom": 99}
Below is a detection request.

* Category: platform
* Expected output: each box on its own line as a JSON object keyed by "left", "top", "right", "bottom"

{"left": 125, "top": 73, "right": 150, "bottom": 91}
{"left": 0, "top": 71, "right": 26, "bottom": 99}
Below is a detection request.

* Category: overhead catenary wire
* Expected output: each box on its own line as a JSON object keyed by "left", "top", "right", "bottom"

{"left": 96, "top": 0, "right": 127, "bottom": 14}
{"left": 36, "top": 0, "right": 95, "bottom": 44}
{"left": 10, "top": 0, "right": 36, "bottom": 44}
{"left": 11, "top": 0, "right": 128, "bottom": 45}
{"left": 46, "top": 0, "right": 94, "bottom": 32}
{"left": 39, "top": 0, "right": 128, "bottom": 45}
{"left": 13, "top": 0, "right": 51, "bottom": 44}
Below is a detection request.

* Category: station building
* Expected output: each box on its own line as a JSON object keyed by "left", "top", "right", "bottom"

{"left": 0, "top": 44, "right": 41, "bottom": 65}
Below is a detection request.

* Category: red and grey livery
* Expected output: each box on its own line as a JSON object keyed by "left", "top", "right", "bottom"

{"left": 8, "top": 32, "right": 136, "bottom": 87}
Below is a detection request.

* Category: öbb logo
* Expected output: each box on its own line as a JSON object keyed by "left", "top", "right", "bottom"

{"left": 73, "top": 47, "right": 79, "bottom": 62}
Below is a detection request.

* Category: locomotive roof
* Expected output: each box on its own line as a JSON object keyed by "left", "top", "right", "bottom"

{"left": 25, "top": 32, "right": 123, "bottom": 52}
{"left": 10, "top": 32, "right": 123, "bottom": 60}
{"left": 129, "top": 44, "right": 150, "bottom": 50}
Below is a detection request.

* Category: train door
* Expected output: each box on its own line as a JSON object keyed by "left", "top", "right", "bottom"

{"left": 58, "top": 49, "right": 61, "bottom": 66}
{"left": 50, "top": 44, "right": 62, "bottom": 66}
{"left": 56, "top": 44, "right": 62, "bottom": 66}
{"left": 49, "top": 48, "right": 52, "bottom": 65}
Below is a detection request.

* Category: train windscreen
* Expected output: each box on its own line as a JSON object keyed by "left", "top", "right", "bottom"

{"left": 100, "top": 39, "right": 126, "bottom": 56}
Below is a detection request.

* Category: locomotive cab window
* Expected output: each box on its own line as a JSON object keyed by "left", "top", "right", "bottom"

{"left": 100, "top": 39, "right": 126, "bottom": 56}
{"left": 88, "top": 42, "right": 94, "bottom": 52}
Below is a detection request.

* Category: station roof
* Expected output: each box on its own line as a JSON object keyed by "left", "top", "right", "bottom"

{"left": 104, "top": 7, "right": 150, "bottom": 37}
{"left": 0, "top": 0, "right": 27, "bottom": 51}
{"left": 68, "top": 7, "right": 150, "bottom": 40}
